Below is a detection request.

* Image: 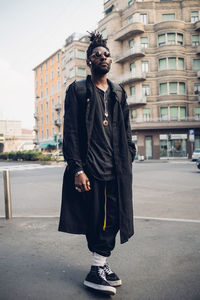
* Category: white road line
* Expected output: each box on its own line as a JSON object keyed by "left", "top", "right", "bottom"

{"left": 0, "top": 164, "right": 64, "bottom": 172}
{"left": 0, "top": 215, "right": 200, "bottom": 223}
{"left": 135, "top": 216, "right": 200, "bottom": 223}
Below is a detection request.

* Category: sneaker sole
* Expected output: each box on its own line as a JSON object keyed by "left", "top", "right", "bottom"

{"left": 84, "top": 280, "right": 116, "bottom": 295}
{"left": 107, "top": 279, "right": 122, "bottom": 287}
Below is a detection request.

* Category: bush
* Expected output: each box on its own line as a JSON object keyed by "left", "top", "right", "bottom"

{"left": 0, "top": 152, "right": 9, "bottom": 160}
{"left": 0, "top": 150, "right": 55, "bottom": 161}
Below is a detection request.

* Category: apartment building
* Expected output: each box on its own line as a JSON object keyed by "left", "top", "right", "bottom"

{"left": 98, "top": 0, "right": 200, "bottom": 159}
{"left": 33, "top": 49, "right": 62, "bottom": 149}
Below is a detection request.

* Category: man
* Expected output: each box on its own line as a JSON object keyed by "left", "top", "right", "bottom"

{"left": 58, "top": 32, "right": 136, "bottom": 296}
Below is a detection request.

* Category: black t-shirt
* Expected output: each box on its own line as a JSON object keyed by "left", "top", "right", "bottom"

{"left": 86, "top": 85, "right": 115, "bottom": 181}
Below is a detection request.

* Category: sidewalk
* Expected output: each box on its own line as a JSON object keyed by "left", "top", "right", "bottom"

{"left": 0, "top": 217, "right": 199, "bottom": 300}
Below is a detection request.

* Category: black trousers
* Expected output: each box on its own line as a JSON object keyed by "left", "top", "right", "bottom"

{"left": 85, "top": 177, "right": 119, "bottom": 257}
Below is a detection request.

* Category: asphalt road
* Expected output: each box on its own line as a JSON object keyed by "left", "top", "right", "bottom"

{"left": 0, "top": 160, "right": 200, "bottom": 300}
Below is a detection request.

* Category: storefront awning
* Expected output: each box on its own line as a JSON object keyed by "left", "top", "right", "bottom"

{"left": 39, "top": 142, "right": 57, "bottom": 148}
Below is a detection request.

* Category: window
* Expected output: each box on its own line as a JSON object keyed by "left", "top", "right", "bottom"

{"left": 46, "top": 101, "right": 48, "bottom": 110}
{"left": 168, "top": 57, "right": 176, "bottom": 70}
{"left": 178, "top": 58, "right": 184, "bottom": 70}
{"left": 142, "top": 84, "right": 150, "bottom": 96}
{"left": 130, "top": 62, "right": 135, "bottom": 72}
{"left": 170, "top": 107, "right": 178, "bottom": 120}
{"left": 51, "top": 57, "right": 54, "bottom": 66}
{"left": 160, "top": 107, "right": 168, "bottom": 121}
{"left": 194, "top": 83, "right": 200, "bottom": 94}
{"left": 41, "top": 130, "right": 43, "bottom": 139}
{"left": 40, "top": 78, "right": 43, "bottom": 86}
{"left": 57, "top": 66, "right": 60, "bottom": 76}
{"left": 46, "top": 129, "right": 49, "bottom": 139}
{"left": 158, "top": 34, "right": 165, "bottom": 46}
{"left": 52, "top": 112, "right": 55, "bottom": 122}
{"left": 177, "top": 33, "right": 183, "bottom": 45}
{"left": 160, "top": 83, "right": 168, "bottom": 95}
{"left": 167, "top": 33, "right": 175, "bottom": 45}
{"left": 179, "top": 82, "right": 186, "bottom": 94}
{"left": 57, "top": 53, "right": 60, "bottom": 62}
{"left": 162, "top": 14, "right": 175, "bottom": 21}
{"left": 69, "top": 50, "right": 74, "bottom": 61}
{"left": 77, "top": 67, "right": 86, "bottom": 77}
{"left": 140, "top": 14, "right": 147, "bottom": 24}
{"left": 52, "top": 98, "right": 54, "bottom": 107}
{"left": 40, "top": 65, "right": 42, "bottom": 73}
{"left": 129, "top": 39, "right": 134, "bottom": 49}
{"left": 51, "top": 71, "right": 54, "bottom": 80}
{"left": 180, "top": 107, "right": 186, "bottom": 120}
{"left": 101, "top": 28, "right": 107, "bottom": 39}
{"left": 140, "top": 37, "right": 148, "bottom": 48}
{"left": 143, "top": 108, "right": 151, "bottom": 121}
{"left": 142, "top": 61, "right": 149, "bottom": 72}
{"left": 45, "top": 74, "right": 48, "bottom": 83}
{"left": 128, "top": 0, "right": 134, "bottom": 5}
{"left": 193, "top": 59, "right": 200, "bottom": 70}
{"left": 191, "top": 11, "right": 199, "bottom": 23}
{"left": 58, "top": 95, "right": 61, "bottom": 104}
{"left": 130, "top": 86, "right": 135, "bottom": 95}
{"left": 51, "top": 84, "right": 54, "bottom": 93}
{"left": 52, "top": 127, "right": 55, "bottom": 137}
{"left": 169, "top": 82, "right": 177, "bottom": 94}
{"left": 195, "top": 107, "right": 200, "bottom": 120}
{"left": 36, "top": 81, "right": 38, "bottom": 89}
{"left": 57, "top": 80, "right": 61, "bottom": 90}
{"left": 41, "top": 116, "right": 43, "bottom": 125}
{"left": 45, "top": 87, "right": 48, "bottom": 96}
{"left": 159, "top": 58, "right": 167, "bottom": 70}
{"left": 45, "top": 61, "right": 48, "bottom": 70}
{"left": 128, "top": 15, "right": 133, "bottom": 24}
{"left": 77, "top": 49, "right": 86, "bottom": 59}
{"left": 105, "top": 5, "right": 113, "bottom": 15}
{"left": 69, "top": 68, "right": 75, "bottom": 78}
{"left": 40, "top": 91, "right": 43, "bottom": 98}
{"left": 130, "top": 109, "right": 136, "bottom": 120}
{"left": 192, "top": 35, "right": 200, "bottom": 46}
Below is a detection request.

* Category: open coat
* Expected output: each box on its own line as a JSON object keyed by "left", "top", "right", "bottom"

{"left": 58, "top": 75, "right": 136, "bottom": 244}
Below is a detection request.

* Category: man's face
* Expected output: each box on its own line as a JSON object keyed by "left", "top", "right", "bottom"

{"left": 88, "top": 46, "right": 112, "bottom": 75}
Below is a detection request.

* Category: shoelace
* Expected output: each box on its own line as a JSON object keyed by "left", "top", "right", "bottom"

{"left": 98, "top": 267, "right": 107, "bottom": 281}
{"left": 104, "top": 263, "right": 113, "bottom": 275}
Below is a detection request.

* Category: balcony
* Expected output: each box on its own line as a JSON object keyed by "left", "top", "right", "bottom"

{"left": 54, "top": 103, "right": 61, "bottom": 111}
{"left": 117, "top": 70, "right": 146, "bottom": 85}
{"left": 114, "top": 21, "right": 144, "bottom": 41}
{"left": 33, "top": 126, "right": 38, "bottom": 132}
{"left": 34, "top": 112, "right": 38, "bottom": 119}
{"left": 194, "top": 20, "right": 200, "bottom": 31}
{"left": 54, "top": 119, "right": 62, "bottom": 127}
{"left": 115, "top": 46, "right": 145, "bottom": 63}
{"left": 127, "top": 95, "right": 147, "bottom": 106}
{"left": 130, "top": 116, "right": 200, "bottom": 130}
{"left": 154, "top": 20, "right": 185, "bottom": 32}
{"left": 197, "top": 71, "right": 200, "bottom": 79}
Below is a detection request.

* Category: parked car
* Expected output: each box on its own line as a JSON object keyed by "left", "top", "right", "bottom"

{"left": 196, "top": 158, "right": 200, "bottom": 170}
{"left": 192, "top": 149, "right": 200, "bottom": 161}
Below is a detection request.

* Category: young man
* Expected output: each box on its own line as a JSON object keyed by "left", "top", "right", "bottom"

{"left": 58, "top": 32, "right": 136, "bottom": 296}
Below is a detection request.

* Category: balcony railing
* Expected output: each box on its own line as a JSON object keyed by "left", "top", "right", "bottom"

{"left": 34, "top": 112, "right": 38, "bottom": 119}
{"left": 197, "top": 71, "right": 200, "bottom": 78}
{"left": 130, "top": 116, "right": 200, "bottom": 124}
{"left": 115, "top": 46, "right": 145, "bottom": 63}
{"left": 114, "top": 20, "right": 145, "bottom": 41}
{"left": 127, "top": 95, "right": 147, "bottom": 105}
{"left": 54, "top": 103, "right": 61, "bottom": 111}
{"left": 33, "top": 126, "right": 39, "bottom": 132}
{"left": 117, "top": 70, "right": 146, "bottom": 84}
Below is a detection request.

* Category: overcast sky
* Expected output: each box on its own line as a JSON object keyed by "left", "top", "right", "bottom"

{"left": 0, "top": 0, "right": 103, "bottom": 129}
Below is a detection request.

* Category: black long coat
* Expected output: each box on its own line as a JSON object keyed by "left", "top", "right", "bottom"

{"left": 58, "top": 75, "right": 136, "bottom": 244}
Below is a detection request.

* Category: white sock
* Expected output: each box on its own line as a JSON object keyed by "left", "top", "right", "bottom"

{"left": 92, "top": 252, "right": 107, "bottom": 267}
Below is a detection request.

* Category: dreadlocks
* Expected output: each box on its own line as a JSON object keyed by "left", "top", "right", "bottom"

{"left": 87, "top": 31, "right": 109, "bottom": 59}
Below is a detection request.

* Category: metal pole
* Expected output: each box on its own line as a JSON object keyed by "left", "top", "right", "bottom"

{"left": 3, "top": 170, "right": 12, "bottom": 219}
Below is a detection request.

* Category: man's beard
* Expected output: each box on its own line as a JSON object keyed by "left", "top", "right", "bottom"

{"left": 92, "top": 63, "right": 111, "bottom": 75}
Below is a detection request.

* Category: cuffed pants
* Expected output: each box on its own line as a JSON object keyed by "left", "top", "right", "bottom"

{"left": 85, "top": 177, "right": 119, "bottom": 257}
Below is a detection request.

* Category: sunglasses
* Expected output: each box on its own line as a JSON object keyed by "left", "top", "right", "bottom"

{"left": 90, "top": 51, "right": 111, "bottom": 59}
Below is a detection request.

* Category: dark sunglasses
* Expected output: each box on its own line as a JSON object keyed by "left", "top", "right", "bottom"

{"left": 90, "top": 51, "right": 111, "bottom": 59}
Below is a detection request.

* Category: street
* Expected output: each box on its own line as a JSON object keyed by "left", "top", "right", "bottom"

{"left": 0, "top": 160, "right": 200, "bottom": 300}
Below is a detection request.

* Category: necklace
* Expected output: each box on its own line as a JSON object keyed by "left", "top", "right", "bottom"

{"left": 103, "top": 91, "right": 109, "bottom": 126}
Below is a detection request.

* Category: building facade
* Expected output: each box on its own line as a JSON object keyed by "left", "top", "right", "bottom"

{"left": 33, "top": 49, "right": 62, "bottom": 150}
{"left": 98, "top": 0, "right": 200, "bottom": 159}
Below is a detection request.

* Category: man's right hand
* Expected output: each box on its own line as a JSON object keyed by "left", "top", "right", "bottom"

{"left": 75, "top": 172, "right": 91, "bottom": 192}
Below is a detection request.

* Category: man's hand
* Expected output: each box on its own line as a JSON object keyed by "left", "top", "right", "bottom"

{"left": 75, "top": 172, "right": 91, "bottom": 192}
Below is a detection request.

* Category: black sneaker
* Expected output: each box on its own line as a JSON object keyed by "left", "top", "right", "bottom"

{"left": 104, "top": 263, "right": 122, "bottom": 287}
{"left": 84, "top": 266, "right": 116, "bottom": 295}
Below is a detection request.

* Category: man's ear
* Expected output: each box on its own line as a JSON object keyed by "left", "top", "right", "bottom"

{"left": 87, "top": 59, "right": 92, "bottom": 67}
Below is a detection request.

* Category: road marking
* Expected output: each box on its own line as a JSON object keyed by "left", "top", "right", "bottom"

{"left": 135, "top": 216, "right": 200, "bottom": 223}
{"left": 0, "top": 164, "right": 64, "bottom": 172}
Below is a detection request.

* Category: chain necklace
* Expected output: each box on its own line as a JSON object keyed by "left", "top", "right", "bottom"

{"left": 103, "top": 90, "right": 109, "bottom": 126}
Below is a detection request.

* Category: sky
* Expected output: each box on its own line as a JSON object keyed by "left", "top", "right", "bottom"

{"left": 0, "top": 0, "right": 104, "bottom": 129}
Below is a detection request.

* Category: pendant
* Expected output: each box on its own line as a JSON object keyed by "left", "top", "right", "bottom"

{"left": 103, "top": 119, "right": 109, "bottom": 126}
